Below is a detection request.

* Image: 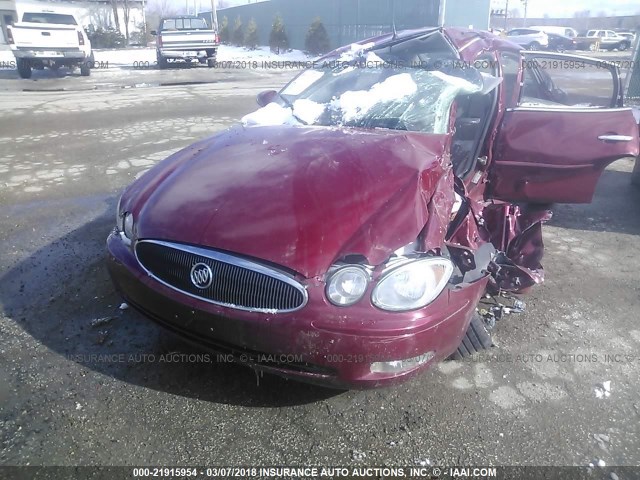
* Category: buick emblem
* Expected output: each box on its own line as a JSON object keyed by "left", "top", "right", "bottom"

{"left": 190, "top": 262, "right": 213, "bottom": 289}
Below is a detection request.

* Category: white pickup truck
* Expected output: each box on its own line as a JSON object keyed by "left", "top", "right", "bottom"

{"left": 152, "top": 16, "right": 219, "bottom": 69}
{"left": 7, "top": 11, "right": 93, "bottom": 78}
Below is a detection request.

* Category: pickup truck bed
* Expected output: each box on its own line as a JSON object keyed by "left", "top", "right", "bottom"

{"left": 153, "top": 16, "right": 219, "bottom": 68}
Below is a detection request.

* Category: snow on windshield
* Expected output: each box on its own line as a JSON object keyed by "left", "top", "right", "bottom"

{"left": 243, "top": 66, "right": 494, "bottom": 134}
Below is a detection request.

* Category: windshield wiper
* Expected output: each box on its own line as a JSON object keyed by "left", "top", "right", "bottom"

{"left": 278, "top": 94, "right": 308, "bottom": 125}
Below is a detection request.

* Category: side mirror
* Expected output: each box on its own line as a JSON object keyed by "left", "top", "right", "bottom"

{"left": 257, "top": 90, "right": 278, "bottom": 107}
{"left": 150, "top": 30, "right": 157, "bottom": 36}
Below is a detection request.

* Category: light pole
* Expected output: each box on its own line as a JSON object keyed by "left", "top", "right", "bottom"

{"left": 438, "top": 0, "right": 447, "bottom": 26}
{"left": 522, "top": 0, "right": 528, "bottom": 27}
{"left": 210, "top": 0, "right": 218, "bottom": 30}
{"left": 504, "top": 0, "right": 509, "bottom": 30}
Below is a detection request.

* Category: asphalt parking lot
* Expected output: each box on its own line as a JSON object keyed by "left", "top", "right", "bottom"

{"left": 1, "top": 53, "right": 640, "bottom": 470}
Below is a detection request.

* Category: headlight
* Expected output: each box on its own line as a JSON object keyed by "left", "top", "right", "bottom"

{"left": 116, "top": 196, "right": 123, "bottom": 230}
{"left": 371, "top": 257, "right": 453, "bottom": 311}
{"left": 326, "top": 266, "right": 369, "bottom": 306}
{"left": 123, "top": 212, "right": 135, "bottom": 239}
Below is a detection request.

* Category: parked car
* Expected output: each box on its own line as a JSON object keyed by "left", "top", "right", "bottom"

{"left": 151, "top": 16, "right": 219, "bottom": 68}
{"left": 107, "top": 27, "right": 639, "bottom": 389}
{"left": 6, "top": 11, "right": 93, "bottom": 78}
{"left": 614, "top": 30, "right": 637, "bottom": 44}
{"left": 529, "top": 25, "right": 578, "bottom": 38}
{"left": 546, "top": 32, "right": 577, "bottom": 52}
{"left": 585, "top": 30, "right": 632, "bottom": 51}
{"left": 506, "top": 28, "right": 549, "bottom": 50}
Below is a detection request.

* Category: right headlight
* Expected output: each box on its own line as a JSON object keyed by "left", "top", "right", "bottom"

{"left": 326, "top": 265, "right": 370, "bottom": 306}
{"left": 371, "top": 257, "right": 453, "bottom": 312}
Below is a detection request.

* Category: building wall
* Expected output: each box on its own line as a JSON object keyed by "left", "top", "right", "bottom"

{"left": 444, "top": 0, "right": 491, "bottom": 30}
{"left": 0, "top": 0, "right": 18, "bottom": 43}
{"left": 206, "top": 0, "right": 490, "bottom": 51}
{"left": 212, "top": 0, "right": 438, "bottom": 51}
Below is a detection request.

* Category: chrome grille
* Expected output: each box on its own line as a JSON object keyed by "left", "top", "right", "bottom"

{"left": 135, "top": 240, "right": 307, "bottom": 313}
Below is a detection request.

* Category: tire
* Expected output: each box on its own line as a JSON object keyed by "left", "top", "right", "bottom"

{"left": 528, "top": 41, "right": 541, "bottom": 51}
{"left": 448, "top": 313, "right": 493, "bottom": 360}
{"left": 618, "top": 42, "right": 629, "bottom": 51}
{"left": 589, "top": 43, "right": 598, "bottom": 52}
{"left": 632, "top": 156, "right": 640, "bottom": 188}
{"left": 80, "top": 60, "right": 91, "bottom": 76}
{"left": 157, "top": 52, "right": 168, "bottom": 69}
{"left": 206, "top": 48, "right": 217, "bottom": 68}
{"left": 17, "top": 58, "right": 32, "bottom": 79}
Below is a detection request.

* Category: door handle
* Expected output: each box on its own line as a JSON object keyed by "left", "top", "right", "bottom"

{"left": 598, "top": 134, "right": 634, "bottom": 142}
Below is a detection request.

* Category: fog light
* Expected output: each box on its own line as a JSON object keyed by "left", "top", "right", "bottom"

{"left": 370, "top": 351, "right": 435, "bottom": 374}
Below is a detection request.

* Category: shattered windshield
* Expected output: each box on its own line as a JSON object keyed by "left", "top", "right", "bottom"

{"left": 243, "top": 45, "right": 496, "bottom": 134}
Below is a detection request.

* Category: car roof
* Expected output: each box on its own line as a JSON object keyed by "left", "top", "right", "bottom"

{"left": 365, "top": 27, "right": 522, "bottom": 58}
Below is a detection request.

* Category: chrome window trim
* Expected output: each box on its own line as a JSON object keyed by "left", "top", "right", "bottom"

{"left": 507, "top": 107, "right": 633, "bottom": 113}
{"left": 134, "top": 239, "right": 309, "bottom": 314}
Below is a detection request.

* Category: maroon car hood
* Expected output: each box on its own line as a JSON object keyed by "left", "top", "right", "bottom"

{"left": 135, "top": 125, "right": 451, "bottom": 277}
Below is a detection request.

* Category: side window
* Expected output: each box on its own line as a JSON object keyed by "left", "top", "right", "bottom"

{"left": 500, "top": 52, "right": 521, "bottom": 107}
{"left": 519, "top": 55, "right": 618, "bottom": 108}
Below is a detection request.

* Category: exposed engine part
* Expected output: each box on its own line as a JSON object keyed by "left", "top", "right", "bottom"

{"left": 478, "top": 292, "right": 526, "bottom": 330}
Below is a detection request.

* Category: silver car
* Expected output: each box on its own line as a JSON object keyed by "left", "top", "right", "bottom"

{"left": 506, "top": 28, "right": 549, "bottom": 50}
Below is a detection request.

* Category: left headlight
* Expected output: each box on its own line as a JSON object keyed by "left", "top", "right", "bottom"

{"left": 371, "top": 257, "right": 453, "bottom": 312}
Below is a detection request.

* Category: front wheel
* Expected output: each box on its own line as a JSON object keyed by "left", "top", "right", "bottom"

{"left": 448, "top": 313, "right": 493, "bottom": 360}
{"left": 618, "top": 42, "right": 630, "bottom": 51}
{"left": 528, "top": 41, "right": 541, "bottom": 51}
{"left": 16, "top": 58, "right": 32, "bottom": 79}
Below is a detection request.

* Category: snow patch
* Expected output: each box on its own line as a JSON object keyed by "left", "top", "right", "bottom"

{"left": 241, "top": 103, "right": 297, "bottom": 127}
{"left": 338, "top": 42, "right": 375, "bottom": 61}
{"left": 292, "top": 99, "right": 325, "bottom": 125}
{"left": 333, "top": 73, "right": 418, "bottom": 122}
{"left": 595, "top": 381, "right": 611, "bottom": 399}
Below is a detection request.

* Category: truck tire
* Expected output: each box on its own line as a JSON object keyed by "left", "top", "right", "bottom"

{"left": 448, "top": 313, "right": 493, "bottom": 360}
{"left": 80, "top": 59, "right": 91, "bottom": 76}
{"left": 157, "top": 52, "right": 168, "bottom": 69}
{"left": 17, "top": 58, "right": 32, "bottom": 79}
{"left": 206, "top": 48, "right": 217, "bottom": 68}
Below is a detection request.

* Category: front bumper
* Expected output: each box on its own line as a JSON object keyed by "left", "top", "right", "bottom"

{"left": 107, "top": 232, "right": 488, "bottom": 389}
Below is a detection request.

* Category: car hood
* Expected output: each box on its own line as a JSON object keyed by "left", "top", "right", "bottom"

{"left": 134, "top": 125, "right": 452, "bottom": 278}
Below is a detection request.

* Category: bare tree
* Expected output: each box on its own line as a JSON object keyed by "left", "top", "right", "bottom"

{"left": 573, "top": 10, "right": 592, "bottom": 18}
{"left": 122, "top": 0, "right": 131, "bottom": 40}
{"left": 110, "top": 0, "right": 121, "bottom": 33}
{"left": 146, "top": 0, "right": 180, "bottom": 17}
{"left": 88, "top": 4, "right": 113, "bottom": 29}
